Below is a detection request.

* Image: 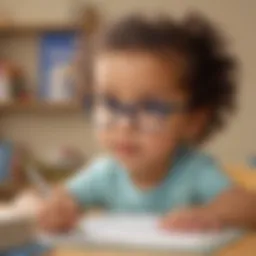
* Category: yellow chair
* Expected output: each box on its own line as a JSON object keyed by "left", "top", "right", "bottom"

{"left": 224, "top": 165, "right": 256, "bottom": 191}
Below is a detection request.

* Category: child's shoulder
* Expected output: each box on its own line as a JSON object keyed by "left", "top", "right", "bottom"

{"left": 181, "top": 148, "right": 232, "bottom": 202}
{"left": 87, "top": 155, "right": 117, "bottom": 168}
{"left": 67, "top": 156, "right": 121, "bottom": 191}
{"left": 180, "top": 147, "right": 221, "bottom": 172}
{"left": 84, "top": 155, "right": 122, "bottom": 177}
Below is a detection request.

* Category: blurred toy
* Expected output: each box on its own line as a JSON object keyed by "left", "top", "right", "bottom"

{"left": 0, "top": 61, "right": 12, "bottom": 102}
{"left": 0, "top": 60, "right": 30, "bottom": 103}
{"left": 11, "top": 66, "right": 30, "bottom": 102}
{"left": 40, "top": 146, "right": 85, "bottom": 170}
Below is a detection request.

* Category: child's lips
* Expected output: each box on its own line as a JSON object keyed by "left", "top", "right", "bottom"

{"left": 114, "top": 143, "right": 139, "bottom": 156}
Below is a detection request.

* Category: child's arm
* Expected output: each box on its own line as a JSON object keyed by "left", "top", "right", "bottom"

{"left": 160, "top": 157, "right": 256, "bottom": 231}
{"left": 38, "top": 157, "right": 115, "bottom": 233}
{"left": 160, "top": 187, "right": 256, "bottom": 231}
{"left": 207, "top": 187, "right": 256, "bottom": 228}
{"left": 12, "top": 187, "right": 80, "bottom": 234}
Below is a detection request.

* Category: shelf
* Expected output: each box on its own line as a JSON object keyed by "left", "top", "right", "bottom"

{"left": 0, "top": 23, "right": 80, "bottom": 36}
{"left": 0, "top": 101, "right": 84, "bottom": 114}
{"left": 0, "top": 6, "right": 100, "bottom": 37}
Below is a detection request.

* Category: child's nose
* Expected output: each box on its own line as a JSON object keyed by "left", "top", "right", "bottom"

{"left": 115, "top": 113, "right": 136, "bottom": 131}
{"left": 113, "top": 103, "right": 138, "bottom": 130}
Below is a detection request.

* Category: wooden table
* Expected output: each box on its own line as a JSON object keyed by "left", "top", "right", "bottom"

{"left": 217, "top": 233, "right": 256, "bottom": 256}
{"left": 53, "top": 233, "right": 256, "bottom": 256}
{"left": 52, "top": 233, "right": 256, "bottom": 256}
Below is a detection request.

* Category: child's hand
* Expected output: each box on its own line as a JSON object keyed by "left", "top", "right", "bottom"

{"left": 37, "top": 188, "right": 81, "bottom": 234}
{"left": 160, "top": 207, "right": 223, "bottom": 232}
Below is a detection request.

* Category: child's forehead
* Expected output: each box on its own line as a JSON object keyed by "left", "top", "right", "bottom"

{"left": 95, "top": 50, "right": 183, "bottom": 75}
{"left": 94, "top": 51, "right": 187, "bottom": 100}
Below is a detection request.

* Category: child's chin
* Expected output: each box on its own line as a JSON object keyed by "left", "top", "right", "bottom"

{"left": 115, "top": 153, "right": 148, "bottom": 171}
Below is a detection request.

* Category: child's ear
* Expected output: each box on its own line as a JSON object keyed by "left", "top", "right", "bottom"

{"left": 184, "top": 109, "right": 210, "bottom": 143}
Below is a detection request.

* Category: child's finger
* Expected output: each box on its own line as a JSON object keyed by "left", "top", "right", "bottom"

{"left": 39, "top": 206, "right": 72, "bottom": 233}
{"left": 159, "top": 209, "right": 220, "bottom": 232}
{"left": 39, "top": 202, "right": 78, "bottom": 233}
{"left": 160, "top": 209, "right": 196, "bottom": 226}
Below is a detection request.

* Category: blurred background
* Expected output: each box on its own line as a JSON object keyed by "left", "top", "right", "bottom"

{"left": 0, "top": 0, "right": 255, "bottom": 197}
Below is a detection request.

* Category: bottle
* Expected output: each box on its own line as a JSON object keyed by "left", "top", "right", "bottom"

{"left": 0, "top": 63, "right": 11, "bottom": 103}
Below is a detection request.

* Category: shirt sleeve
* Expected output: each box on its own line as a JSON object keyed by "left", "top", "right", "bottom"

{"left": 194, "top": 156, "right": 234, "bottom": 204}
{"left": 65, "top": 157, "right": 115, "bottom": 208}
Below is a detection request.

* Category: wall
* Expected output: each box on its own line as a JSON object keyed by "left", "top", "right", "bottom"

{"left": 0, "top": 0, "right": 255, "bottom": 162}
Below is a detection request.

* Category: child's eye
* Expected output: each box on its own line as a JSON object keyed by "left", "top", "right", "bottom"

{"left": 140, "top": 100, "right": 187, "bottom": 115}
{"left": 140, "top": 101, "right": 174, "bottom": 115}
{"left": 98, "top": 95, "right": 121, "bottom": 111}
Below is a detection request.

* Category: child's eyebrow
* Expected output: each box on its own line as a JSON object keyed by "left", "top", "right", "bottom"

{"left": 94, "top": 91, "right": 119, "bottom": 98}
{"left": 138, "top": 92, "right": 183, "bottom": 102}
{"left": 95, "top": 90, "right": 183, "bottom": 100}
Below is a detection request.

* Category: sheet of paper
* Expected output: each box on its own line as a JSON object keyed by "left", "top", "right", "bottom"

{"left": 40, "top": 214, "right": 242, "bottom": 254}
{"left": 81, "top": 214, "right": 241, "bottom": 253}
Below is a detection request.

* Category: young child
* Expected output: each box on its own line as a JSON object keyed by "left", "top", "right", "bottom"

{"left": 38, "top": 13, "right": 256, "bottom": 235}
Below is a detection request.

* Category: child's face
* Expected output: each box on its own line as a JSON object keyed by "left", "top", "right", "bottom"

{"left": 93, "top": 51, "right": 192, "bottom": 171}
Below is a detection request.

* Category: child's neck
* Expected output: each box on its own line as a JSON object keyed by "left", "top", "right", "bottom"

{"left": 130, "top": 159, "right": 171, "bottom": 191}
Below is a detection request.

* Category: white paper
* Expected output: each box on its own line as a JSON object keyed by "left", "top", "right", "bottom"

{"left": 80, "top": 214, "right": 241, "bottom": 252}
{"left": 40, "top": 214, "right": 242, "bottom": 253}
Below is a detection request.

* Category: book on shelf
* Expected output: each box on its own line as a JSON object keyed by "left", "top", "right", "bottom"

{"left": 39, "top": 32, "right": 78, "bottom": 103}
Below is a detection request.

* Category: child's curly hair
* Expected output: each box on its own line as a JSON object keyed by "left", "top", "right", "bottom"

{"left": 96, "top": 12, "right": 238, "bottom": 143}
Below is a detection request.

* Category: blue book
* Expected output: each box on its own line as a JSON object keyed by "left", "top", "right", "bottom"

{"left": 0, "top": 141, "right": 14, "bottom": 182}
{"left": 39, "top": 32, "right": 77, "bottom": 101}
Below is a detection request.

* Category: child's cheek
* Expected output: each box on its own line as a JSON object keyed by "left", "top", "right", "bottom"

{"left": 168, "top": 115, "right": 189, "bottom": 140}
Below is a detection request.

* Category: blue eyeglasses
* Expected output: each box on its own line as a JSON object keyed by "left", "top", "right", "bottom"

{"left": 92, "top": 95, "right": 188, "bottom": 133}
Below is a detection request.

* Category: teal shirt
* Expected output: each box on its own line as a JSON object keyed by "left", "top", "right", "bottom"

{"left": 66, "top": 148, "right": 232, "bottom": 214}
